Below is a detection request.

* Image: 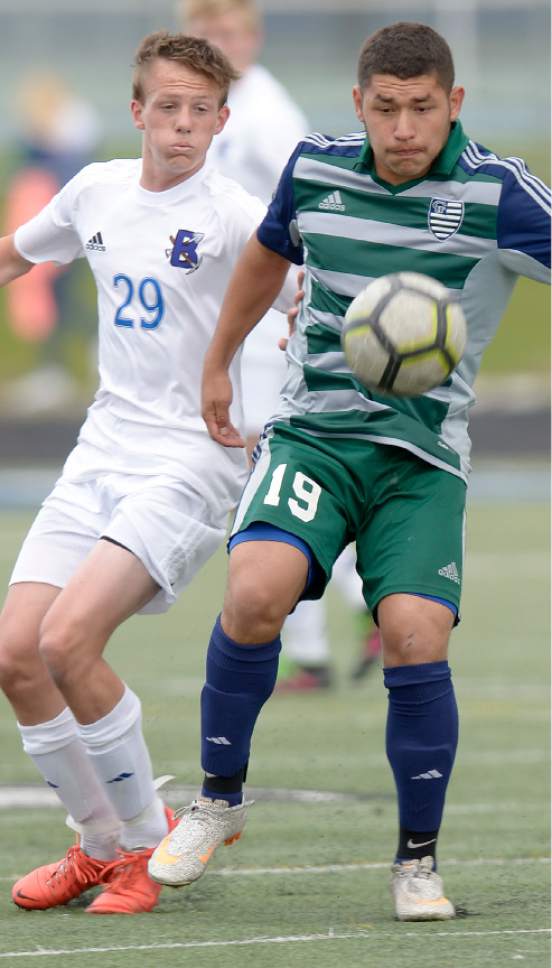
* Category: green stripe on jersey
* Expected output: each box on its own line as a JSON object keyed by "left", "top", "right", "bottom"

{"left": 304, "top": 234, "right": 478, "bottom": 288}
{"left": 294, "top": 180, "right": 498, "bottom": 240}
{"left": 302, "top": 364, "right": 450, "bottom": 433}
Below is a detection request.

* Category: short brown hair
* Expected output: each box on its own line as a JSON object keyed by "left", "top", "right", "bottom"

{"left": 132, "top": 31, "right": 240, "bottom": 105}
{"left": 358, "top": 22, "right": 455, "bottom": 93}
{"left": 180, "top": 0, "right": 261, "bottom": 32}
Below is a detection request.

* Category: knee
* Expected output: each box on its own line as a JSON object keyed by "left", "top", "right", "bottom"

{"left": 378, "top": 594, "right": 453, "bottom": 667}
{"left": 0, "top": 616, "right": 40, "bottom": 698}
{"left": 38, "top": 614, "right": 85, "bottom": 685}
{"left": 223, "top": 572, "right": 289, "bottom": 643}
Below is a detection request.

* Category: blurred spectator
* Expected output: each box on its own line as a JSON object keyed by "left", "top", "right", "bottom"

{"left": 3, "top": 72, "right": 101, "bottom": 414}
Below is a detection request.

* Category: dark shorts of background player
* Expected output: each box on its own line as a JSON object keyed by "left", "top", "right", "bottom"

{"left": 229, "top": 423, "right": 466, "bottom": 622}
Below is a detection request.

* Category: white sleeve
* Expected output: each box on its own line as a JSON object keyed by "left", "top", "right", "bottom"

{"left": 222, "top": 190, "right": 266, "bottom": 256}
{"left": 14, "top": 172, "right": 86, "bottom": 265}
{"left": 272, "top": 266, "right": 302, "bottom": 314}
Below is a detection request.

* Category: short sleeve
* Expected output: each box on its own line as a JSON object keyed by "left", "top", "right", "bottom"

{"left": 497, "top": 162, "right": 551, "bottom": 282}
{"left": 14, "top": 170, "right": 86, "bottom": 265}
{"left": 257, "top": 142, "right": 305, "bottom": 266}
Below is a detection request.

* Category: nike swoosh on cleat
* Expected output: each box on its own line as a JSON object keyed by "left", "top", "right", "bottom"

{"left": 15, "top": 890, "right": 39, "bottom": 901}
{"left": 406, "top": 838, "right": 437, "bottom": 849}
{"left": 152, "top": 837, "right": 180, "bottom": 866}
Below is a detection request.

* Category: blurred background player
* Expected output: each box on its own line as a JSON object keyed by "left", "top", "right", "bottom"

{"left": 3, "top": 72, "right": 101, "bottom": 414}
{"left": 181, "top": 0, "right": 381, "bottom": 689}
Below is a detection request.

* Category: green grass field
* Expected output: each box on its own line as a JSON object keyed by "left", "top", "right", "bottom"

{"left": 0, "top": 499, "right": 549, "bottom": 966}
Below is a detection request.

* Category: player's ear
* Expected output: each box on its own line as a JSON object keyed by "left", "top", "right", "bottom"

{"left": 131, "top": 99, "right": 146, "bottom": 131}
{"left": 449, "top": 86, "right": 465, "bottom": 122}
{"left": 215, "top": 104, "right": 230, "bottom": 135}
{"left": 352, "top": 85, "right": 364, "bottom": 125}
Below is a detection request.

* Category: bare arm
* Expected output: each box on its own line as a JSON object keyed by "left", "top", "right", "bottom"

{"left": 0, "top": 234, "right": 34, "bottom": 287}
{"left": 202, "top": 234, "right": 290, "bottom": 447}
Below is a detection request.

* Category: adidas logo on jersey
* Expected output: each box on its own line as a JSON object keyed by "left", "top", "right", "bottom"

{"left": 438, "top": 561, "right": 461, "bottom": 584}
{"left": 85, "top": 231, "right": 106, "bottom": 252}
{"left": 319, "top": 191, "right": 345, "bottom": 212}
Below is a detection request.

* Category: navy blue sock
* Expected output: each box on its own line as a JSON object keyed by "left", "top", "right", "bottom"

{"left": 200, "top": 615, "right": 281, "bottom": 804}
{"left": 384, "top": 661, "right": 458, "bottom": 864}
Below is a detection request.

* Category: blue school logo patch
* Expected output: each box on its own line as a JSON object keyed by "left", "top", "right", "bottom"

{"left": 428, "top": 198, "right": 464, "bottom": 241}
{"left": 168, "top": 229, "right": 204, "bottom": 271}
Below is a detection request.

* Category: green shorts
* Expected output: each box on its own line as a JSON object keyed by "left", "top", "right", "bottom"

{"left": 231, "top": 424, "right": 466, "bottom": 615}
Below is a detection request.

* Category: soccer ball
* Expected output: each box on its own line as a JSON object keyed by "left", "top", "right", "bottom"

{"left": 341, "top": 272, "right": 467, "bottom": 397}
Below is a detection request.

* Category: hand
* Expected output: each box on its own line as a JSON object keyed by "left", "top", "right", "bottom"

{"left": 279, "top": 269, "right": 305, "bottom": 351}
{"left": 202, "top": 365, "right": 245, "bottom": 448}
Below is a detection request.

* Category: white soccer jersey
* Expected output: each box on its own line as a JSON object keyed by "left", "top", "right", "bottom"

{"left": 14, "top": 158, "right": 267, "bottom": 489}
{"left": 208, "top": 65, "right": 309, "bottom": 433}
{"left": 209, "top": 64, "right": 308, "bottom": 205}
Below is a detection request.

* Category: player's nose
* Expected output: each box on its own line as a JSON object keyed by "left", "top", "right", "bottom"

{"left": 175, "top": 108, "right": 193, "bottom": 132}
{"left": 394, "top": 110, "right": 416, "bottom": 139}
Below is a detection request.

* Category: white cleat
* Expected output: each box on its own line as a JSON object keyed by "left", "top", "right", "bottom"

{"left": 391, "top": 856, "right": 455, "bottom": 921}
{"left": 148, "top": 796, "right": 250, "bottom": 887}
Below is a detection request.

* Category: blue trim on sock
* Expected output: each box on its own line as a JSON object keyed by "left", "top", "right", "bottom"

{"left": 201, "top": 788, "right": 243, "bottom": 807}
{"left": 211, "top": 615, "right": 282, "bottom": 662}
{"left": 383, "top": 660, "right": 451, "bottom": 689}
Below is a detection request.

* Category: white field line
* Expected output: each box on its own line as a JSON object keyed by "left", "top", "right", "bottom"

{"left": 0, "top": 928, "right": 550, "bottom": 959}
{"left": 0, "top": 854, "right": 548, "bottom": 883}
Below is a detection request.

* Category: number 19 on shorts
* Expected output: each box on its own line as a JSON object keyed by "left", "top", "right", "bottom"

{"left": 263, "top": 463, "right": 321, "bottom": 523}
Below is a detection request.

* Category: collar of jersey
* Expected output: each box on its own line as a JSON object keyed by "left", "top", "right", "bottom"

{"left": 353, "top": 120, "right": 469, "bottom": 192}
{"left": 135, "top": 163, "right": 208, "bottom": 205}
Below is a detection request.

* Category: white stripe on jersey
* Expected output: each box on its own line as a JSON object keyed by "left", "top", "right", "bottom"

{"left": 465, "top": 143, "right": 550, "bottom": 209}
{"left": 463, "top": 142, "right": 551, "bottom": 214}
{"left": 303, "top": 132, "right": 365, "bottom": 150}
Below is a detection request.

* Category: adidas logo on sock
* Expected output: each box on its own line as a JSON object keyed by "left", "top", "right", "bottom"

{"left": 85, "top": 231, "right": 106, "bottom": 252}
{"left": 438, "top": 561, "right": 460, "bottom": 584}
{"left": 318, "top": 190, "right": 345, "bottom": 212}
{"left": 205, "top": 736, "right": 231, "bottom": 745}
{"left": 411, "top": 769, "right": 443, "bottom": 780}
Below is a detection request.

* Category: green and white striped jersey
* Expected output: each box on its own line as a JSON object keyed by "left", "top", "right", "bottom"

{"left": 257, "top": 122, "right": 550, "bottom": 480}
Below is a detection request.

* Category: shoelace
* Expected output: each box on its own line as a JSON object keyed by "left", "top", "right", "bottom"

{"left": 97, "top": 848, "right": 152, "bottom": 888}
{"left": 48, "top": 846, "right": 104, "bottom": 888}
{"left": 170, "top": 802, "right": 215, "bottom": 847}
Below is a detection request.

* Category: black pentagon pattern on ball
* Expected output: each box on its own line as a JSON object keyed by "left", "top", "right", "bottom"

{"left": 344, "top": 275, "right": 460, "bottom": 394}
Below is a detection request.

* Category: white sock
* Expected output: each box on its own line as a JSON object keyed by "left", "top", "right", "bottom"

{"left": 77, "top": 685, "right": 168, "bottom": 847}
{"left": 18, "top": 708, "right": 120, "bottom": 860}
{"left": 282, "top": 598, "right": 331, "bottom": 664}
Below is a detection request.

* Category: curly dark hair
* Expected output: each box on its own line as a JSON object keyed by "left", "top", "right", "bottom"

{"left": 358, "top": 22, "right": 455, "bottom": 93}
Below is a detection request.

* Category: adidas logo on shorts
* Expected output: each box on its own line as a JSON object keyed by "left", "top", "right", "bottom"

{"left": 438, "top": 561, "right": 461, "bottom": 584}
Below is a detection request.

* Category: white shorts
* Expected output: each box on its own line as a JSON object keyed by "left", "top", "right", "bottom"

{"left": 11, "top": 470, "right": 233, "bottom": 614}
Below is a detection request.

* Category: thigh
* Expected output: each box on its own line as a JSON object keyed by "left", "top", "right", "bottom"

{"left": 105, "top": 478, "right": 228, "bottom": 614}
{"left": 10, "top": 479, "right": 108, "bottom": 592}
{"left": 356, "top": 452, "right": 466, "bottom": 617}
{"left": 44, "top": 538, "right": 159, "bottom": 642}
{"left": 231, "top": 430, "right": 353, "bottom": 595}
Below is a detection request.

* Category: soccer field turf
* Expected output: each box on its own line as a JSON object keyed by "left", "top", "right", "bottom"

{"left": 0, "top": 501, "right": 548, "bottom": 967}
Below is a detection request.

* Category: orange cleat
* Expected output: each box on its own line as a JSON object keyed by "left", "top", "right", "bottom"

{"left": 86, "top": 806, "right": 177, "bottom": 915}
{"left": 12, "top": 844, "right": 111, "bottom": 910}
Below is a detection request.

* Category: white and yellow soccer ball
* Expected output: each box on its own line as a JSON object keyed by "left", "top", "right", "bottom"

{"left": 341, "top": 272, "right": 467, "bottom": 397}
